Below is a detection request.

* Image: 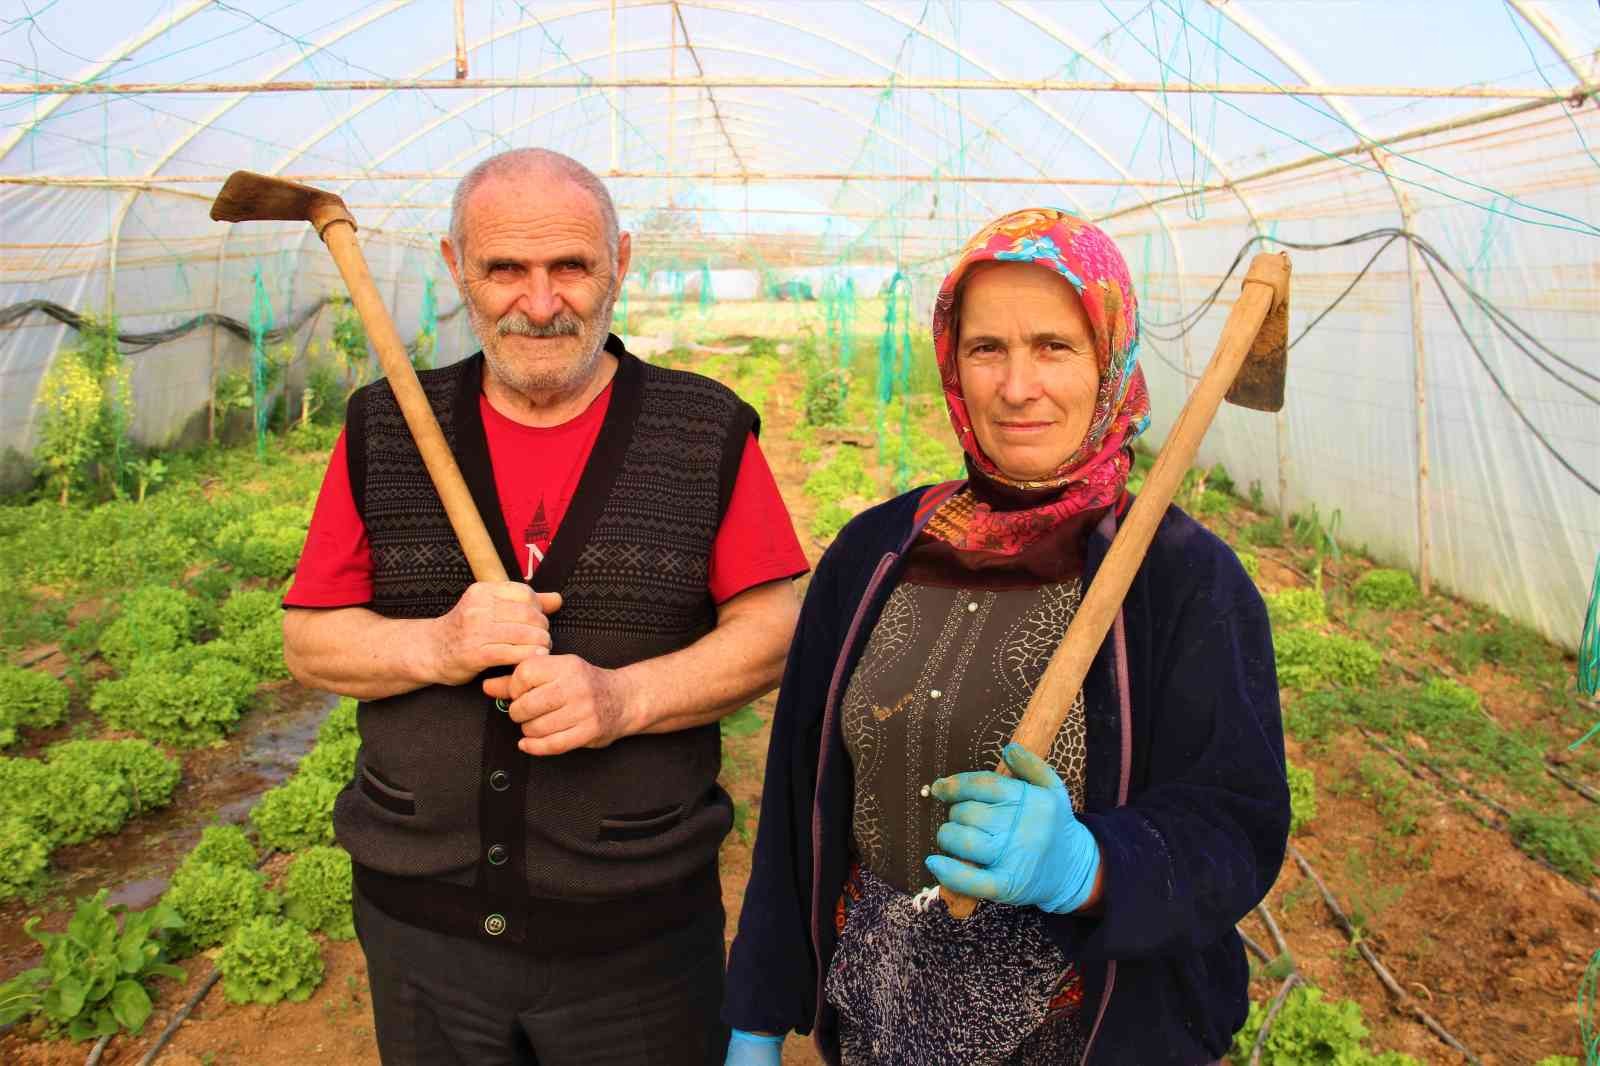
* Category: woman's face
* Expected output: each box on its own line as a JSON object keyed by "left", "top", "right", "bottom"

{"left": 955, "top": 262, "right": 1100, "bottom": 482}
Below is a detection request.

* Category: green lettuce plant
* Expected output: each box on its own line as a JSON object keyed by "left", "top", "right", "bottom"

{"left": 162, "top": 860, "right": 274, "bottom": 955}
{"left": 0, "top": 890, "right": 184, "bottom": 1041}
{"left": 1229, "top": 984, "right": 1419, "bottom": 1065}
{"left": 98, "top": 586, "right": 198, "bottom": 672}
{"left": 282, "top": 846, "right": 355, "bottom": 940}
{"left": 0, "top": 815, "right": 51, "bottom": 901}
{"left": 46, "top": 739, "right": 180, "bottom": 816}
{"left": 251, "top": 774, "right": 340, "bottom": 851}
{"left": 1352, "top": 568, "right": 1419, "bottom": 611}
{"left": 1272, "top": 629, "right": 1382, "bottom": 691}
{"left": 1286, "top": 761, "right": 1317, "bottom": 836}
{"left": 1266, "top": 588, "right": 1327, "bottom": 629}
{"left": 90, "top": 646, "right": 256, "bottom": 746}
{"left": 186, "top": 824, "right": 258, "bottom": 870}
{"left": 218, "top": 916, "right": 324, "bottom": 1005}
{"left": 0, "top": 666, "right": 70, "bottom": 748}
{"left": 214, "top": 504, "right": 311, "bottom": 579}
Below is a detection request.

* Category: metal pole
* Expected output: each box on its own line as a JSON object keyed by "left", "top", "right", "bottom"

{"left": 454, "top": 0, "right": 467, "bottom": 80}
{"left": 0, "top": 76, "right": 1578, "bottom": 98}
{"left": 609, "top": 0, "right": 619, "bottom": 174}
{"left": 3, "top": 171, "right": 1225, "bottom": 188}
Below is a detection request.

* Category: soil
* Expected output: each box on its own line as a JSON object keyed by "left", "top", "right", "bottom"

{"left": 1, "top": 350, "right": 1592, "bottom": 1063}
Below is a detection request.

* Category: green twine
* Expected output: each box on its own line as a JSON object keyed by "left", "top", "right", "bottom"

{"left": 1582, "top": 948, "right": 1600, "bottom": 1065}
{"left": 698, "top": 262, "right": 714, "bottom": 316}
{"left": 416, "top": 276, "right": 437, "bottom": 370}
{"left": 1579, "top": 551, "right": 1599, "bottom": 700}
{"left": 824, "top": 274, "right": 857, "bottom": 368}
{"left": 248, "top": 266, "right": 273, "bottom": 458}
{"left": 876, "top": 272, "right": 913, "bottom": 491}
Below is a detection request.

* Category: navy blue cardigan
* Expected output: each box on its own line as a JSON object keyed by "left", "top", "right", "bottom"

{"left": 723, "top": 485, "right": 1289, "bottom": 1064}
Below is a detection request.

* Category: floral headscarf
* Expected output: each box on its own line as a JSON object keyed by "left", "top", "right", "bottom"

{"left": 924, "top": 208, "right": 1151, "bottom": 556}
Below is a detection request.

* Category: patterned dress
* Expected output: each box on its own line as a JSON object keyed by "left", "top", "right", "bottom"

{"left": 827, "top": 579, "right": 1089, "bottom": 1065}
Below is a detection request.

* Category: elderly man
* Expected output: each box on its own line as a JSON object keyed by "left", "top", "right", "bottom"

{"left": 282, "top": 147, "right": 807, "bottom": 1066}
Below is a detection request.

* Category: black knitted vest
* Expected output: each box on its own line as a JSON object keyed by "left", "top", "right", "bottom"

{"left": 332, "top": 338, "right": 756, "bottom": 950}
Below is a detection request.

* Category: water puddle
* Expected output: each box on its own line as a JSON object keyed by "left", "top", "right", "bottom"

{"left": 0, "top": 686, "right": 342, "bottom": 978}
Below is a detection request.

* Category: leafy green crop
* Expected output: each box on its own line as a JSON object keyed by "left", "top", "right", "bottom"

{"left": 299, "top": 733, "right": 359, "bottom": 784}
{"left": 810, "top": 500, "right": 854, "bottom": 542}
{"left": 1272, "top": 629, "right": 1382, "bottom": 691}
{"left": 1236, "top": 551, "right": 1260, "bottom": 581}
{"left": 251, "top": 774, "right": 340, "bottom": 852}
{"left": 46, "top": 739, "right": 179, "bottom": 816}
{"left": 1286, "top": 761, "right": 1317, "bottom": 836}
{"left": 0, "top": 815, "right": 51, "bottom": 901}
{"left": 216, "top": 587, "right": 288, "bottom": 681}
{"left": 282, "top": 846, "right": 355, "bottom": 940}
{"left": 1352, "top": 569, "right": 1419, "bottom": 611}
{"left": 0, "top": 665, "right": 70, "bottom": 749}
{"left": 218, "top": 917, "right": 324, "bottom": 1005}
{"left": 1229, "top": 984, "right": 1419, "bottom": 1065}
{"left": 215, "top": 504, "right": 312, "bottom": 579}
{"left": 90, "top": 646, "right": 256, "bottom": 746}
{"left": 186, "top": 824, "right": 258, "bottom": 870}
{"left": 803, "top": 448, "right": 875, "bottom": 505}
{"left": 1266, "top": 588, "right": 1327, "bottom": 629}
{"left": 317, "top": 696, "right": 359, "bottom": 746}
{"left": 163, "top": 860, "right": 274, "bottom": 955}
{"left": 98, "top": 586, "right": 198, "bottom": 672}
{"left": 0, "top": 890, "right": 184, "bottom": 1041}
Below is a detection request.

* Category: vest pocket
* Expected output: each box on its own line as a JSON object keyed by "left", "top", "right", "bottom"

{"left": 360, "top": 763, "right": 416, "bottom": 816}
{"left": 598, "top": 803, "right": 684, "bottom": 842}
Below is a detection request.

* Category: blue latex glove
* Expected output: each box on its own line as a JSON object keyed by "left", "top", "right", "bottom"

{"left": 924, "top": 742, "right": 1102, "bottom": 914}
{"left": 725, "top": 1028, "right": 784, "bottom": 1065}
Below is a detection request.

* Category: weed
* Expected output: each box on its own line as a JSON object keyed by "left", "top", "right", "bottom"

{"left": 1339, "top": 846, "right": 1408, "bottom": 933}
{"left": 1508, "top": 810, "right": 1600, "bottom": 881}
{"left": 1241, "top": 518, "right": 1284, "bottom": 548}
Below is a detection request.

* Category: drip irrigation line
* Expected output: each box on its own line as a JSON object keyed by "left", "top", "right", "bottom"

{"left": 1238, "top": 928, "right": 1272, "bottom": 965}
{"left": 1255, "top": 901, "right": 1290, "bottom": 959}
{"left": 134, "top": 969, "right": 221, "bottom": 1066}
{"left": 1247, "top": 973, "right": 1302, "bottom": 1066}
{"left": 1289, "top": 846, "right": 1483, "bottom": 1064}
{"left": 84, "top": 1033, "right": 111, "bottom": 1065}
{"left": 1360, "top": 726, "right": 1600, "bottom": 907}
{"left": 1546, "top": 760, "right": 1600, "bottom": 807}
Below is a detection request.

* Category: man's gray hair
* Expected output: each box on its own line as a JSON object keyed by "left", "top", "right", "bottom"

{"left": 448, "top": 148, "right": 620, "bottom": 265}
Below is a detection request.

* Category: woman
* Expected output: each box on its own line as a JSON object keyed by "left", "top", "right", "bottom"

{"left": 723, "top": 209, "right": 1289, "bottom": 1065}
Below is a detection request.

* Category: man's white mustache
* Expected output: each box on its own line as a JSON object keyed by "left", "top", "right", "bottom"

{"left": 497, "top": 311, "right": 581, "bottom": 337}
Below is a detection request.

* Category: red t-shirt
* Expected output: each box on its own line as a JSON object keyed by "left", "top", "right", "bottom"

{"left": 284, "top": 384, "right": 808, "bottom": 608}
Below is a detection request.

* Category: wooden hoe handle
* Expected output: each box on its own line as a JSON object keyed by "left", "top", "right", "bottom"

{"left": 940, "top": 252, "right": 1291, "bottom": 919}
{"left": 315, "top": 216, "right": 508, "bottom": 584}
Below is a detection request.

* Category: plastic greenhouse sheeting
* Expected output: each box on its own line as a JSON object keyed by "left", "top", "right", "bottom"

{"left": 1, "top": 1, "right": 1596, "bottom": 649}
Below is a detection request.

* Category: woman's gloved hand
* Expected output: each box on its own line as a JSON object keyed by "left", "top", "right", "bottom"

{"left": 924, "top": 742, "right": 1102, "bottom": 914}
{"left": 725, "top": 1028, "right": 784, "bottom": 1065}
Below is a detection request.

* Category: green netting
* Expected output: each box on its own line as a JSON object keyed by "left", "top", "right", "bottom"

{"left": 876, "top": 272, "right": 914, "bottom": 491}
{"left": 248, "top": 266, "right": 273, "bottom": 459}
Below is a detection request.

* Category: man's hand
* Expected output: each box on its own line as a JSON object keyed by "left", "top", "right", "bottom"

{"left": 483, "top": 653, "right": 639, "bottom": 756}
{"left": 427, "top": 582, "right": 562, "bottom": 686}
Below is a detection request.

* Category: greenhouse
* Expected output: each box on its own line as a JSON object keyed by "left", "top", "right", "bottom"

{"left": 1, "top": 2, "right": 1598, "bottom": 1063}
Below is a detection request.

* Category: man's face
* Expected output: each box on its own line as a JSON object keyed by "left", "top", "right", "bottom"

{"left": 442, "top": 174, "right": 631, "bottom": 396}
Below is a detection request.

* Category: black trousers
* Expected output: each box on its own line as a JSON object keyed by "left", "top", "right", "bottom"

{"left": 354, "top": 885, "right": 730, "bottom": 1066}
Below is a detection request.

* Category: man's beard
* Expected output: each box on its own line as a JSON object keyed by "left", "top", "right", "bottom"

{"left": 471, "top": 282, "right": 618, "bottom": 396}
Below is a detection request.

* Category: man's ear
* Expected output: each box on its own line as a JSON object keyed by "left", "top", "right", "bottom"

{"left": 615, "top": 231, "right": 632, "bottom": 284}
{"left": 441, "top": 236, "right": 463, "bottom": 289}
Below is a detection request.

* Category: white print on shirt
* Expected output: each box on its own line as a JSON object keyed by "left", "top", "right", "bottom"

{"left": 523, "top": 499, "right": 552, "bottom": 581}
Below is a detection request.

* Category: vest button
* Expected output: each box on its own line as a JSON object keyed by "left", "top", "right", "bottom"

{"left": 483, "top": 913, "right": 507, "bottom": 936}
{"left": 488, "top": 770, "right": 510, "bottom": 792}
{"left": 487, "top": 844, "right": 509, "bottom": 866}
{"left": 494, "top": 698, "right": 510, "bottom": 714}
